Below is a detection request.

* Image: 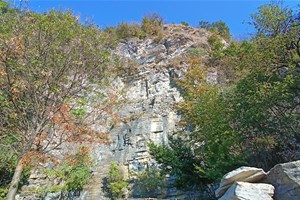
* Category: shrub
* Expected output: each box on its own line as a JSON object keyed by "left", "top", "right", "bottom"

{"left": 208, "top": 33, "right": 225, "bottom": 58}
{"left": 181, "top": 21, "right": 189, "bottom": 26}
{"left": 107, "top": 162, "right": 128, "bottom": 199}
{"left": 115, "top": 22, "right": 145, "bottom": 40}
{"left": 134, "top": 166, "right": 165, "bottom": 198}
{"left": 199, "top": 20, "right": 230, "bottom": 41}
{"left": 188, "top": 47, "right": 207, "bottom": 57}
{"left": 46, "top": 146, "right": 93, "bottom": 192}
{"left": 141, "top": 13, "right": 164, "bottom": 41}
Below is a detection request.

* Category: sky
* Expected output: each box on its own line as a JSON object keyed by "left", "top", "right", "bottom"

{"left": 9, "top": 0, "right": 300, "bottom": 39}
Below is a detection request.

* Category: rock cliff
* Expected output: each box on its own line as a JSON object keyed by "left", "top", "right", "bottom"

{"left": 16, "top": 24, "right": 213, "bottom": 200}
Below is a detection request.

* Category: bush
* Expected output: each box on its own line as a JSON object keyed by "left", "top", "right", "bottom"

{"left": 104, "top": 14, "right": 164, "bottom": 42}
{"left": 107, "top": 162, "right": 128, "bottom": 199}
{"left": 181, "top": 21, "right": 189, "bottom": 26}
{"left": 208, "top": 33, "right": 225, "bottom": 58}
{"left": 134, "top": 166, "right": 165, "bottom": 198}
{"left": 46, "top": 146, "right": 93, "bottom": 192}
{"left": 188, "top": 47, "right": 207, "bottom": 57}
{"left": 115, "top": 22, "right": 145, "bottom": 40}
{"left": 199, "top": 20, "right": 230, "bottom": 41}
{"left": 141, "top": 13, "right": 164, "bottom": 41}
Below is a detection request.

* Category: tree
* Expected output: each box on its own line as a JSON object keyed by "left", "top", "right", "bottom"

{"left": 217, "top": 2, "right": 300, "bottom": 169}
{"left": 0, "top": 9, "right": 117, "bottom": 199}
{"left": 250, "top": 3, "right": 294, "bottom": 37}
{"left": 149, "top": 137, "right": 203, "bottom": 189}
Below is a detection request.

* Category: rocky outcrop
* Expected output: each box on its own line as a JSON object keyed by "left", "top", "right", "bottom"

{"left": 215, "top": 166, "right": 267, "bottom": 198}
{"left": 219, "top": 182, "right": 274, "bottom": 200}
{"left": 216, "top": 160, "right": 300, "bottom": 200}
{"left": 264, "top": 160, "right": 300, "bottom": 200}
{"left": 16, "top": 24, "right": 212, "bottom": 200}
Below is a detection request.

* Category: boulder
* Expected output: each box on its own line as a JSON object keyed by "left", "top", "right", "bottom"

{"left": 219, "top": 182, "right": 274, "bottom": 200}
{"left": 264, "top": 160, "right": 300, "bottom": 200}
{"left": 215, "top": 166, "right": 267, "bottom": 198}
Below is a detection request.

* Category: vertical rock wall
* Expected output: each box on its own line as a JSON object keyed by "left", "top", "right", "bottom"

{"left": 17, "top": 25, "right": 212, "bottom": 200}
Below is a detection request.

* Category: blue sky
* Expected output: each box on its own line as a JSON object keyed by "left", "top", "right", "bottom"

{"left": 11, "top": 0, "right": 300, "bottom": 39}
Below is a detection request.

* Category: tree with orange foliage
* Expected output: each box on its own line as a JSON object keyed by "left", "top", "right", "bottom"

{"left": 0, "top": 8, "right": 119, "bottom": 199}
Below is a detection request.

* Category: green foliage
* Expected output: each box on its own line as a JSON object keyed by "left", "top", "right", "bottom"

{"left": 0, "top": 134, "right": 30, "bottom": 199}
{"left": 181, "top": 21, "right": 189, "bottom": 26}
{"left": 231, "top": 72, "right": 300, "bottom": 169}
{"left": 157, "top": 84, "right": 245, "bottom": 185}
{"left": 107, "top": 162, "right": 128, "bottom": 199}
{"left": 141, "top": 13, "right": 164, "bottom": 41}
{"left": 250, "top": 3, "right": 293, "bottom": 37}
{"left": 199, "top": 20, "right": 230, "bottom": 41}
{"left": 115, "top": 22, "right": 145, "bottom": 40}
{"left": 46, "top": 147, "right": 92, "bottom": 192}
{"left": 70, "top": 98, "right": 88, "bottom": 118}
{"left": 0, "top": 151, "right": 16, "bottom": 200}
{"left": 208, "top": 33, "right": 225, "bottom": 58}
{"left": 187, "top": 47, "right": 207, "bottom": 57}
{"left": 149, "top": 138, "right": 204, "bottom": 188}
{"left": 134, "top": 166, "right": 165, "bottom": 198}
{"left": 103, "top": 14, "right": 164, "bottom": 43}
{"left": 0, "top": 0, "right": 8, "bottom": 14}
{"left": 206, "top": 2, "right": 300, "bottom": 170}
{"left": 192, "top": 88, "right": 246, "bottom": 179}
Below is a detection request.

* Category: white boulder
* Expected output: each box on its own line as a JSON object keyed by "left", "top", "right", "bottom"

{"left": 215, "top": 166, "right": 267, "bottom": 198}
{"left": 219, "top": 182, "right": 274, "bottom": 200}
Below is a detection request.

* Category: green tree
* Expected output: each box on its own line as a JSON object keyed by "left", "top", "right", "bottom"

{"left": 250, "top": 3, "right": 293, "bottom": 37}
{"left": 217, "top": 2, "right": 300, "bottom": 169}
{"left": 0, "top": 9, "right": 116, "bottom": 199}
{"left": 149, "top": 137, "right": 201, "bottom": 189}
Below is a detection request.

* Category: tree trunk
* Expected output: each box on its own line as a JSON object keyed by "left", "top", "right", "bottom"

{"left": 6, "top": 158, "right": 24, "bottom": 200}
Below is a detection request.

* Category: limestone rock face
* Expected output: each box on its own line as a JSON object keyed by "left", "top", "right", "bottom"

{"left": 16, "top": 24, "right": 212, "bottom": 200}
{"left": 219, "top": 182, "right": 274, "bottom": 200}
{"left": 82, "top": 25, "right": 211, "bottom": 199}
{"left": 215, "top": 166, "right": 267, "bottom": 198}
{"left": 265, "top": 160, "right": 300, "bottom": 200}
